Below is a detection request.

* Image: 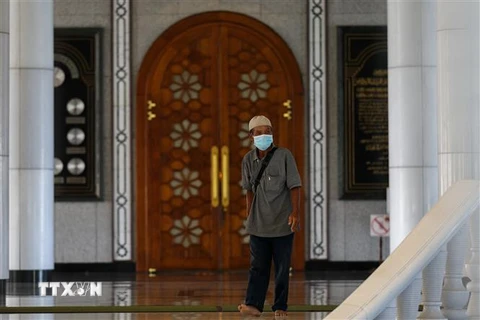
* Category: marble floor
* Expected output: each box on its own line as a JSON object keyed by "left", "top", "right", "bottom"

{"left": 0, "top": 312, "right": 331, "bottom": 319}
{"left": 0, "top": 271, "right": 369, "bottom": 320}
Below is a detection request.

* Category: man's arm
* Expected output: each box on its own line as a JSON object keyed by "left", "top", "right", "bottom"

{"left": 246, "top": 190, "right": 254, "bottom": 218}
{"left": 288, "top": 187, "right": 301, "bottom": 231}
{"left": 290, "top": 187, "right": 300, "bottom": 213}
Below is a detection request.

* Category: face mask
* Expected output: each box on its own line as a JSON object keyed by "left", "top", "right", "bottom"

{"left": 253, "top": 134, "right": 273, "bottom": 151}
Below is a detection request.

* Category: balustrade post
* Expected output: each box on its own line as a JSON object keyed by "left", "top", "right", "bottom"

{"left": 442, "top": 224, "right": 470, "bottom": 320}
{"left": 466, "top": 210, "right": 480, "bottom": 320}
{"left": 398, "top": 274, "right": 422, "bottom": 320}
{"left": 418, "top": 248, "right": 447, "bottom": 320}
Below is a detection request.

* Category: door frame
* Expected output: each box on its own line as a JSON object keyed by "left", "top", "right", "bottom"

{"left": 136, "top": 11, "right": 305, "bottom": 272}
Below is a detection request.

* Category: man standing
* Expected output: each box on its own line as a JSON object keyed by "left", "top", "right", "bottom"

{"left": 238, "top": 115, "right": 302, "bottom": 317}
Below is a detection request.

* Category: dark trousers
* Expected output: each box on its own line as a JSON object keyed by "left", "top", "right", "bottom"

{"left": 245, "top": 233, "right": 294, "bottom": 312}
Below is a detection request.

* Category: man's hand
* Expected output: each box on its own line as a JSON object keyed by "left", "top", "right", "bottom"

{"left": 288, "top": 213, "right": 300, "bottom": 232}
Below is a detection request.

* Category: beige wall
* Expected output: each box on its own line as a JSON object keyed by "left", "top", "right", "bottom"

{"left": 53, "top": 0, "right": 388, "bottom": 264}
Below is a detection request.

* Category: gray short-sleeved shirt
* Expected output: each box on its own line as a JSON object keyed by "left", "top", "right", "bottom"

{"left": 241, "top": 146, "right": 302, "bottom": 237}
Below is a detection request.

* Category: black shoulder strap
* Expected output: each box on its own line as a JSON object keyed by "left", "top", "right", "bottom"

{"left": 253, "top": 147, "right": 278, "bottom": 191}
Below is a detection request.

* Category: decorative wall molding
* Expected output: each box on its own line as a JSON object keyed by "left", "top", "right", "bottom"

{"left": 309, "top": 0, "right": 328, "bottom": 259}
{"left": 114, "top": 283, "right": 132, "bottom": 320}
{"left": 113, "top": 0, "right": 132, "bottom": 261}
{"left": 308, "top": 282, "right": 328, "bottom": 320}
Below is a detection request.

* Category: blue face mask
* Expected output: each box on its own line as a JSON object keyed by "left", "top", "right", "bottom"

{"left": 253, "top": 134, "right": 273, "bottom": 151}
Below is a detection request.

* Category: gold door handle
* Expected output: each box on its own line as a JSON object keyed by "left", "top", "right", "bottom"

{"left": 283, "top": 110, "right": 292, "bottom": 120}
{"left": 221, "top": 146, "right": 230, "bottom": 209}
{"left": 211, "top": 146, "right": 219, "bottom": 208}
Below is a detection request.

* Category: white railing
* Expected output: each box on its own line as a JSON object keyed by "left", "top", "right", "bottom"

{"left": 325, "top": 180, "right": 480, "bottom": 320}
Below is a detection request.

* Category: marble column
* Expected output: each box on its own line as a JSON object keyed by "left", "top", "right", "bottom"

{"left": 465, "top": 4, "right": 480, "bottom": 320}
{"left": 9, "top": 0, "right": 54, "bottom": 280}
{"left": 0, "top": 0, "right": 9, "bottom": 291}
{"left": 388, "top": 0, "right": 438, "bottom": 318}
{"left": 437, "top": 1, "right": 479, "bottom": 319}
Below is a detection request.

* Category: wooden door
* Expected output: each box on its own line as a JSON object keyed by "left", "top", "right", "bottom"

{"left": 137, "top": 12, "right": 305, "bottom": 271}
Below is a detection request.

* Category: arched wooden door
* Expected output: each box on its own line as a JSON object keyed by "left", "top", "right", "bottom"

{"left": 136, "top": 12, "right": 305, "bottom": 271}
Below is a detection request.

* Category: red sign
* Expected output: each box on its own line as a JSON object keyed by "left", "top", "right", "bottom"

{"left": 370, "top": 215, "right": 390, "bottom": 237}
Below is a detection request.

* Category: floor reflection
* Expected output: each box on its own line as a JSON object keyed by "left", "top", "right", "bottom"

{"left": 0, "top": 312, "right": 331, "bottom": 320}
{"left": 3, "top": 272, "right": 365, "bottom": 308}
{"left": 0, "top": 271, "right": 369, "bottom": 319}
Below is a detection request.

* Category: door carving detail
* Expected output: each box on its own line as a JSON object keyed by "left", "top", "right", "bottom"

{"left": 137, "top": 12, "right": 305, "bottom": 271}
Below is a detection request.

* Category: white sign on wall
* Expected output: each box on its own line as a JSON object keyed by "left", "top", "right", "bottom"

{"left": 370, "top": 214, "right": 390, "bottom": 237}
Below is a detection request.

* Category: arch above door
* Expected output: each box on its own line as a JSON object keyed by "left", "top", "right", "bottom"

{"left": 136, "top": 11, "right": 305, "bottom": 271}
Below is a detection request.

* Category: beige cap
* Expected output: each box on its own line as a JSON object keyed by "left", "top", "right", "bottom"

{"left": 248, "top": 115, "right": 272, "bottom": 131}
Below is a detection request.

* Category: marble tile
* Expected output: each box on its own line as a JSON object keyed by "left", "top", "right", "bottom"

{"left": 423, "top": 167, "right": 438, "bottom": 214}
{"left": 421, "top": 1, "right": 436, "bottom": 67}
{"left": 100, "top": 34, "right": 112, "bottom": 77}
{"left": 388, "top": 167, "right": 424, "bottom": 249}
{"left": 261, "top": 0, "right": 307, "bottom": 14}
{"left": 3, "top": 273, "right": 361, "bottom": 307}
{"left": 329, "top": 13, "right": 387, "bottom": 25}
{"left": 327, "top": 280, "right": 362, "bottom": 305}
{"left": 388, "top": 67, "right": 423, "bottom": 168}
{"left": 8, "top": 68, "right": 19, "bottom": 167}
{"left": 422, "top": 66, "right": 437, "bottom": 167}
{"left": 438, "top": 34, "right": 476, "bottom": 155}
{"left": 133, "top": 14, "right": 182, "bottom": 74}
{"left": 100, "top": 136, "right": 113, "bottom": 200}
{"left": 16, "top": 69, "right": 53, "bottom": 169}
{"left": 388, "top": 2, "right": 422, "bottom": 68}
{"left": 0, "top": 1, "right": 8, "bottom": 33}
{"left": 0, "top": 312, "right": 330, "bottom": 320}
{"left": 17, "top": 170, "right": 54, "bottom": 269}
{"left": 98, "top": 77, "right": 112, "bottom": 209}
{"left": 54, "top": 14, "right": 111, "bottom": 28}
{"left": 100, "top": 77, "right": 113, "bottom": 134}
{"left": 177, "top": 1, "right": 229, "bottom": 16}
{"left": 54, "top": 202, "right": 97, "bottom": 263}
{"left": 91, "top": 0, "right": 111, "bottom": 16}
{"left": 15, "top": 2, "right": 53, "bottom": 69}
{"left": 96, "top": 202, "right": 113, "bottom": 262}
{"left": 326, "top": 137, "right": 339, "bottom": 200}
{"left": 438, "top": 153, "right": 480, "bottom": 193}
{"left": 328, "top": 0, "right": 386, "bottom": 15}
{"left": 260, "top": 13, "right": 307, "bottom": 76}
{"left": 344, "top": 200, "right": 386, "bottom": 261}
{"left": 327, "top": 200, "right": 346, "bottom": 261}
{"left": 0, "top": 34, "right": 8, "bottom": 156}
{"left": 8, "top": 169, "right": 20, "bottom": 269}
{"left": 54, "top": 0, "right": 97, "bottom": 16}
{"left": 215, "top": 2, "right": 262, "bottom": 15}
{"left": 0, "top": 157, "right": 7, "bottom": 279}
{"left": 219, "top": 0, "right": 259, "bottom": 2}
{"left": 133, "top": 0, "right": 180, "bottom": 16}
{"left": 437, "top": 1, "right": 473, "bottom": 31}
